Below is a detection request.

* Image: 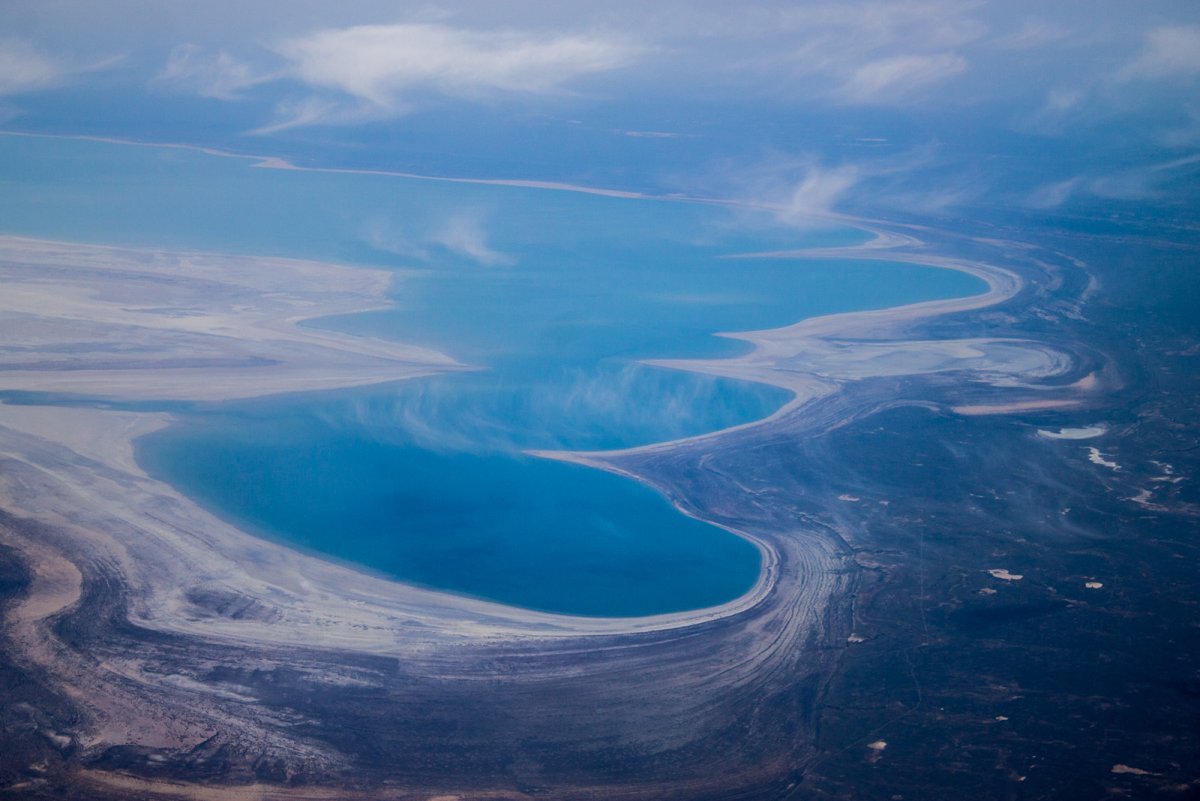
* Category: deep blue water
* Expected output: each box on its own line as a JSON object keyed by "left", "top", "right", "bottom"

{"left": 136, "top": 387, "right": 769, "bottom": 617}
{"left": 1, "top": 134, "right": 986, "bottom": 616}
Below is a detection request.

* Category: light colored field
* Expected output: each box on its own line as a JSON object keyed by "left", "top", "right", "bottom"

{"left": 0, "top": 236, "right": 462, "bottom": 401}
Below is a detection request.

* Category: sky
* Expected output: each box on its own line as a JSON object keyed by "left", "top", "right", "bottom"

{"left": 2, "top": 0, "right": 1199, "bottom": 221}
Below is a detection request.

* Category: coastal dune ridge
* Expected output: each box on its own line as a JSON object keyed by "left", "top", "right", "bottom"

{"left": 0, "top": 177, "right": 1096, "bottom": 794}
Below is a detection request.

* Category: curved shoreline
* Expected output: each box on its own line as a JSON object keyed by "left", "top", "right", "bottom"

{"left": 533, "top": 246, "right": 1021, "bottom": 468}
{"left": 525, "top": 228, "right": 1058, "bottom": 635}
{"left": 0, "top": 203, "right": 1071, "bottom": 642}
{"left": 0, "top": 217, "right": 1032, "bottom": 640}
{"left": 0, "top": 128, "right": 1032, "bottom": 635}
{"left": 0, "top": 135, "right": 1102, "bottom": 797}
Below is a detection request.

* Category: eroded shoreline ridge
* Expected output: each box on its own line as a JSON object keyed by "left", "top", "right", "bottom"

{"left": 0, "top": 140, "right": 1102, "bottom": 798}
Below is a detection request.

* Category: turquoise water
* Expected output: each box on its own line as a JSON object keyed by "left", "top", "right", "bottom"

{"left": 136, "top": 387, "right": 767, "bottom": 617}
{"left": 1, "top": 134, "right": 986, "bottom": 616}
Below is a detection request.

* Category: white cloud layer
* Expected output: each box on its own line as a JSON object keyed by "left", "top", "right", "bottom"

{"left": 275, "top": 23, "right": 641, "bottom": 109}
{"left": 2, "top": 0, "right": 1198, "bottom": 213}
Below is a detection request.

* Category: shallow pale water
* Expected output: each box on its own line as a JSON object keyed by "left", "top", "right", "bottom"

{"left": 2, "top": 134, "right": 986, "bottom": 616}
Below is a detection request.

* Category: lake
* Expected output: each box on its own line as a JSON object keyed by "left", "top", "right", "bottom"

{"left": 1, "top": 134, "right": 985, "bottom": 616}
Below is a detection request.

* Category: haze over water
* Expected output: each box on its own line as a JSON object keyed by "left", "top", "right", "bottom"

{"left": 3, "top": 135, "right": 985, "bottom": 616}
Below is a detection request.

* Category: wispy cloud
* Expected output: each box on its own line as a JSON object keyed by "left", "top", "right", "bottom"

{"left": 711, "top": 141, "right": 977, "bottom": 223}
{"left": 772, "top": 1, "right": 986, "bottom": 53}
{"left": 362, "top": 211, "right": 513, "bottom": 267}
{"left": 200, "top": 21, "right": 646, "bottom": 131}
{"left": 1013, "top": 24, "right": 1200, "bottom": 140}
{"left": 1017, "top": 86, "right": 1089, "bottom": 135}
{"left": 1026, "top": 177, "right": 1082, "bottom": 209}
{"left": 250, "top": 96, "right": 368, "bottom": 135}
{"left": 361, "top": 218, "right": 429, "bottom": 262}
{"left": 158, "top": 44, "right": 273, "bottom": 100}
{"left": 264, "top": 22, "right": 640, "bottom": 127}
{"left": 1118, "top": 25, "right": 1200, "bottom": 82}
{"left": 336, "top": 360, "right": 766, "bottom": 455}
{"left": 841, "top": 52, "right": 967, "bottom": 104}
{"left": 777, "top": 163, "right": 863, "bottom": 221}
{"left": 619, "top": 129, "right": 695, "bottom": 139}
{"left": 1091, "top": 153, "right": 1200, "bottom": 200}
{"left": 989, "top": 18, "right": 1070, "bottom": 51}
{"left": 0, "top": 38, "right": 75, "bottom": 95}
{"left": 687, "top": 152, "right": 866, "bottom": 224}
{"left": 1161, "top": 106, "right": 1200, "bottom": 147}
{"left": 740, "top": 1, "right": 984, "bottom": 105}
{"left": 1025, "top": 154, "right": 1200, "bottom": 208}
{"left": 431, "top": 213, "right": 513, "bottom": 266}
